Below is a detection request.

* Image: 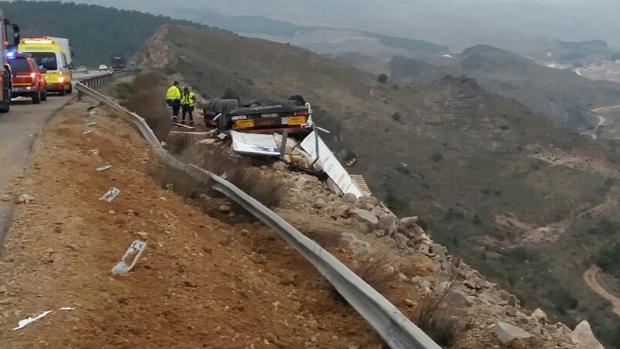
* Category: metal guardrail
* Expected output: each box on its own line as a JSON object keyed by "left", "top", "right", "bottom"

{"left": 76, "top": 69, "right": 139, "bottom": 88}
{"left": 74, "top": 79, "right": 442, "bottom": 349}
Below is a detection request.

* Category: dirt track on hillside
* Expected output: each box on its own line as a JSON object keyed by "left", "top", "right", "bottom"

{"left": 583, "top": 266, "right": 620, "bottom": 318}
{"left": 0, "top": 101, "right": 386, "bottom": 348}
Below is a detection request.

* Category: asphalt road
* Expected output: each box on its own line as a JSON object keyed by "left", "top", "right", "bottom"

{"left": 0, "top": 94, "right": 74, "bottom": 244}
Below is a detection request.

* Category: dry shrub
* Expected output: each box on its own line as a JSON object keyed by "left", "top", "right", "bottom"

{"left": 230, "top": 167, "right": 285, "bottom": 208}
{"left": 353, "top": 253, "right": 399, "bottom": 294}
{"left": 124, "top": 71, "right": 171, "bottom": 139}
{"left": 276, "top": 210, "right": 350, "bottom": 248}
{"left": 148, "top": 155, "right": 213, "bottom": 200}
{"left": 414, "top": 280, "right": 461, "bottom": 348}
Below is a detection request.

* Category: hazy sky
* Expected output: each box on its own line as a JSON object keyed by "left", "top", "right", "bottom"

{"left": 41, "top": 0, "right": 620, "bottom": 50}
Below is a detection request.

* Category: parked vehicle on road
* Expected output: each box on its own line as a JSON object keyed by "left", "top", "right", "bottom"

{"left": 205, "top": 95, "right": 314, "bottom": 135}
{"left": 0, "top": 9, "right": 21, "bottom": 113}
{"left": 8, "top": 55, "right": 47, "bottom": 104}
{"left": 76, "top": 65, "right": 88, "bottom": 72}
{"left": 18, "top": 37, "right": 73, "bottom": 95}
{"left": 98, "top": 64, "right": 109, "bottom": 71}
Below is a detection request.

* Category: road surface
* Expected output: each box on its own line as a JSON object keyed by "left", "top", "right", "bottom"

{"left": 0, "top": 95, "right": 73, "bottom": 243}
{"left": 583, "top": 265, "right": 620, "bottom": 318}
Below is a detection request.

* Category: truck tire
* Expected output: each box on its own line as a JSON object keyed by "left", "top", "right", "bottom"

{"left": 41, "top": 91, "right": 47, "bottom": 101}
{"left": 67, "top": 84, "right": 73, "bottom": 94}
{"left": 32, "top": 91, "right": 41, "bottom": 104}
{"left": 59, "top": 89, "right": 66, "bottom": 96}
{"left": 0, "top": 72, "right": 11, "bottom": 113}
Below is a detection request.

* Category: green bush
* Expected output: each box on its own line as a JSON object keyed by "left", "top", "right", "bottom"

{"left": 222, "top": 88, "right": 240, "bottom": 100}
{"left": 377, "top": 73, "right": 389, "bottom": 84}
{"left": 596, "top": 242, "right": 620, "bottom": 274}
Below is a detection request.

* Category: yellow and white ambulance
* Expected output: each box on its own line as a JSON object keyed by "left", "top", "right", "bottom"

{"left": 18, "top": 37, "right": 73, "bottom": 95}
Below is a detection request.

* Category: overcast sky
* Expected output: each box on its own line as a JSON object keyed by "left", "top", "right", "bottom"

{"left": 40, "top": 0, "right": 620, "bottom": 50}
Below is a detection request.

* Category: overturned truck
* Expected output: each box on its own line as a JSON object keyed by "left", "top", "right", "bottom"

{"left": 203, "top": 95, "right": 313, "bottom": 136}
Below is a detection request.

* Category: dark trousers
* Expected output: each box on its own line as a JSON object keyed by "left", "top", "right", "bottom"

{"left": 167, "top": 99, "right": 181, "bottom": 117}
{"left": 182, "top": 105, "right": 194, "bottom": 123}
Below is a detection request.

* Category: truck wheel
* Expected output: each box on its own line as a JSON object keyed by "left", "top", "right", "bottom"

{"left": 0, "top": 76, "right": 11, "bottom": 113}
{"left": 67, "top": 84, "right": 73, "bottom": 94}
{"left": 0, "top": 90, "right": 10, "bottom": 113}
{"left": 41, "top": 91, "right": 47, "bottom": 101}
{"left": 59, "top": 89, "right": 66, "bottom": 96}
{"left": 32, "top": 91, "right": 41, "bottom": 104}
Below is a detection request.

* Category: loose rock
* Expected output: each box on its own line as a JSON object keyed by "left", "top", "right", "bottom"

{"left": 570, "top": 321, "right": 604, "bottom": 349}
{"left": 495, "top": 321, "right": 533, "bottom": 344}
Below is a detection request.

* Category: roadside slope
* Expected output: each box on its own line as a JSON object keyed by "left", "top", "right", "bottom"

{"left": 0, "top": 101, "right": 381, "bottom": 348}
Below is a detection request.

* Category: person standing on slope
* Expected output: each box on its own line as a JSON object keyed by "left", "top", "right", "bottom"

{"left": 180, "top": 87, "right": 196, "bottom": 126}
{"left": 166, "top": 81, "right": 182, "bottom": 122}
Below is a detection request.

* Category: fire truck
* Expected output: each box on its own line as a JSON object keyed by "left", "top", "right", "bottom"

{"left": 0, "top": 9, "right": 20, "bottom": 112}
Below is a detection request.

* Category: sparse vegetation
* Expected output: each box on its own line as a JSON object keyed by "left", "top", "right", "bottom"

{"left": 596, "top": 242, "right": 620, "bottom": 274}
{"left": 231, "top": 168, "right": 285, "bottom": 208}
{"left": 377, "top": 73, "right": 389, "bottom": 84}
{"left": 414, "top": 280, "right": 460, "bottom": 347}
{"left": 222, "top": 88, "right": 240, "bottom": 101}
{"left": 352, "top": 253, "right": 399, "bottom": 294}
{"left": 123, "top": 71, "right": 171, "bottom": 139}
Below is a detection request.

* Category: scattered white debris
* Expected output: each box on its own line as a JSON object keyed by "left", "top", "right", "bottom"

{"left": 82, "top": 130, "right": 93, "bottom": 135}
{"left": 13, "top": 310, "right": 52, "bottom": 331}
{"left": 197, "top": 138, "right": 218, "bottom": 145}
{"left": 231, "top": 131, "right": 280, "bottom": 156}
{"left": 85, "top": 122, "right": 97, "bottom": 127}
{"left": 99, "top": 187, "right": 121, "bottom": 202}
{"left": 96, "top": 165, "right": 112, "bottom": 172}
{"left": 59, "top": 306, "right": 75, "bottom": 311}
{"left": 111, "top": 240, "right": 147, "bottom": 275}
{"left": 172, "top": 122, "right": 195, "bottom": 130}
{"left": 16, "top": 194, "right": 34, "bottom": 204}
{"left": 301, "top": 131, "right": 363, "bottom": 198}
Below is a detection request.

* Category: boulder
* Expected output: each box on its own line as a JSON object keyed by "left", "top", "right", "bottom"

{"left": 393, "top": 233, "right": 409, "bottom": 250}
{"left": 531, "top": 308, "right": 548, "bottom": 324}
{"left": 371, "top": 205, "right": 388, "bottom": 218}
{"left": 342, "top": 193, "right": 358, "bottom": 204}
{"left": 328, "top": 205, "right": 350, "bottom": 219}
{"left": 400, "top": 216, "right": 419, "bottom": 227}
{"left": 495, "top": 321, "right": 533, "bottom": 345}
{"left": 313, "top": 198, "right": 328, "bottom": 210}
{"left": 570, "top": 321, "right": 604, "bottom": 349}
{"left": 373, "top": 229, "right": 388, "bottom": 238}
{"left": 350, "top": 209, "right": 379, "bottom": 226}
{"left": 271, "top": 161, "right": 287, "bottom": 172}
{"left": 378, "top": 215, "right": 398, "bottom": 234}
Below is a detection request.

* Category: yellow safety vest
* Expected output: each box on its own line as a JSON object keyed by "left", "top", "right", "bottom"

{"left": 166, "top": 85, "right": 181, "bottom": 100}
{"left": 181, "top": 91, "right": 195, "bottom": 107}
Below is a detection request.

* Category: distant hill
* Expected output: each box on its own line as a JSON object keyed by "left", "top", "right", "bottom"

{"left": 0, "top": 1, "right": 209, "bottom": 66}
{"left": 138, "top": 24, "right": 620, "bottom": 346}
{"left": 389, "top": 45, "right": 620, "bottom": 129}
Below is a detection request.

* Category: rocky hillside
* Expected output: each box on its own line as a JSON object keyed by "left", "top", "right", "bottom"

{"left": 137, "top": 25, "right": 620, "bottom": 347}
{"left": 388, "top": 45, "right": 620, "bottom": 129}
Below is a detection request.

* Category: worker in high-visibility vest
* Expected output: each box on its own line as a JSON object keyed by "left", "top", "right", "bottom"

{"left": 166, "top": 81, "right": 182, "bottom": 122}
{"left": 181, "top": 87, "right": 197, "bottom": 126}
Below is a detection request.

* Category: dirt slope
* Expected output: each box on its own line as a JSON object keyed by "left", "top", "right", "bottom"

{"left": 0, "top": 101, "right": 382, "bottom": 348}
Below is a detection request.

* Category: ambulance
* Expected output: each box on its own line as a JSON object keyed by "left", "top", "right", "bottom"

{"left": 18, "top": 37, "right": 73, "bottom": 95}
